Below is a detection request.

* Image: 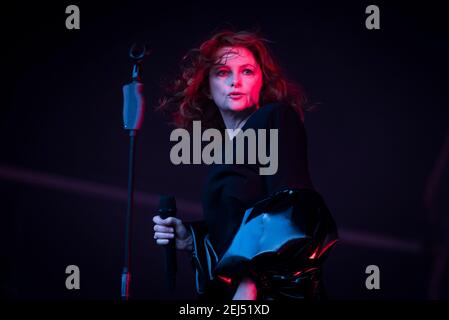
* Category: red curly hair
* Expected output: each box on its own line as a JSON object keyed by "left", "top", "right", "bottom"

{"left": 157, "top": 30, "right": 309, "bottom": 130}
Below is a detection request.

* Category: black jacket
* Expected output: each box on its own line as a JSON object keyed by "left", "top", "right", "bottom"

{"left": 186, "top": 103, "right": 338, "bottom": 300}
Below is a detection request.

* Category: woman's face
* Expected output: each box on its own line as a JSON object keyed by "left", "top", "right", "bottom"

{"left": 209, "top": 46, "right": 263, "bottom": 113}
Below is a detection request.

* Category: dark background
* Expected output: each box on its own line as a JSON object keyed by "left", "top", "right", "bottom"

{"left": 1, "top": 0, "right": 448, "bottom": 300}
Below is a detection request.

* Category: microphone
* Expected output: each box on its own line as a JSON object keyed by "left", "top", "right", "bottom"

{"left": 158, "top": 195, "right": 177, "bottom": 291}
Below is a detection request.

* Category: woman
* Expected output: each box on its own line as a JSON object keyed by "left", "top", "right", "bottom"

{"left": 153, "top": 30, "right": 338, "bottom": 300}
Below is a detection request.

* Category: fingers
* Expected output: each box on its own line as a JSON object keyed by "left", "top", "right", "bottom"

{"left": 153, "top": 224, "right": 174, "bottom": 233}
{"left": 156, "top": 239, "right": 169, "bottom": 245}
{"left": 153, "top": 230, "right": 174, "bottom": 246}
{"left": 153, "top": 215, "right": 175, "bottom": 246}
{"left": 154, "top": 232, "right": 174, "bottom": 239}
{"left": 153, "top": 215, "right": 181, "bottom": 227}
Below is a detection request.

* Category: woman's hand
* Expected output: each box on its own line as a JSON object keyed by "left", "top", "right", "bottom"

{"left": 232, "top": 277, "right": 258, "bottom": 300}
{"left": 152, "top": 215, "right": 193, "bottom": 251}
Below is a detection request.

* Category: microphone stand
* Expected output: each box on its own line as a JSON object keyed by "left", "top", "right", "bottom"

{"left": 121, "top": 43, "right": 148, "bottom": 300}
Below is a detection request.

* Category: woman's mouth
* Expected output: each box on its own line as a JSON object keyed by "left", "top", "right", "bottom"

{"left": 228, "top": 93, "right": 245, "bottom": 100}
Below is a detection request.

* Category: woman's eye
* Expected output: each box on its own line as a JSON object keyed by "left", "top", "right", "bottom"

{"left": 216, "top": 70, "right": 228, "bottom": 76}
{"left": 243, "top": 69, "right": 254, "bottom": 75}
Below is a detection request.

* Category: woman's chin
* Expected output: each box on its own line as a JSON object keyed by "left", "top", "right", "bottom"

{"left": 226, "top": 102, "right": 254, "bottom": 112}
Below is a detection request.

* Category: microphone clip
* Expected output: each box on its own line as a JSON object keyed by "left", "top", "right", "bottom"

{"left": 129, "top": 43, "right": 151, "bottom": 83}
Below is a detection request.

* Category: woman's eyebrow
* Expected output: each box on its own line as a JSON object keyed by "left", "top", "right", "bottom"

{"left": 211, "top": 63, "right": 257, "bottom": 71}
{"left": 239, "top": 63, "right": 256, "bottom": 69}
{"left": 211, "top": 65, "right": 229, "bottom": 72}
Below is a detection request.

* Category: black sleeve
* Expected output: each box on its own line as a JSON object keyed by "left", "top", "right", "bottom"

{"left": 183, "top": 220, "right": 214, "bottom": 295}
{"left": 264, "top": 104, "right": 314, "bottom": 195}
{"left": 183, "top": 220, "right": 208, "bottom": 264}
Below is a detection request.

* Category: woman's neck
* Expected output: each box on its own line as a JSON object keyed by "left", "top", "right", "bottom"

{"left": 219, "top": 105, "right": 258, "bottom": 136}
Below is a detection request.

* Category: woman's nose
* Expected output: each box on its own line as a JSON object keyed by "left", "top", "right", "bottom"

{"left": 230, "top": 75, "right": 241, "bottom": 87}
